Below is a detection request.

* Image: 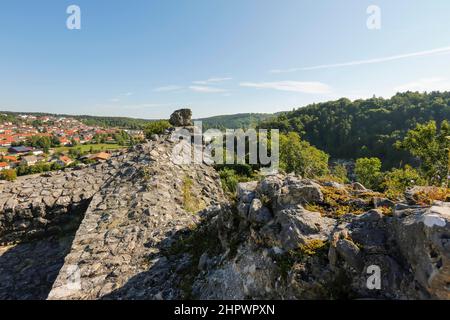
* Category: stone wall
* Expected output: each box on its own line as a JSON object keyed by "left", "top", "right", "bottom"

{"left": 48, "top": 138, "right": 225, "bottom": 299}
{"left": 0, "top": 155, "right": 124, "bottom": 244}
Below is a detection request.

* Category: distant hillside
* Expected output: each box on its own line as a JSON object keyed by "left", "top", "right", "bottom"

{"left": 1, "top": 110, "right": 274, "bottom": 130}
{"left": 197, "top": 113, "right": 275, "bottom": 130}
{"left": 258, "top": 91, "right": 450, "bottom": 168}
{"left": 0, "top": 111, "right": 154, "bottom": 129}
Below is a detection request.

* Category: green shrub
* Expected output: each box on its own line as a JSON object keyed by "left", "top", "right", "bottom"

{"left": 219, "top": 168, "right": 240, "bottom": 194}
{"left": 144, "top": 120, "right": 171, "bottom": 138}
{"left": 218, "top": 167, "right": 255, "bottom": 195}
{"left": 355, "top": 157, "right": 382, "bottom": 190}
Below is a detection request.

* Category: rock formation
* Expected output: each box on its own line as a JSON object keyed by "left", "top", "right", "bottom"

{"left": 0, "top": 116, "right": 448, "bottom": 300}
{"left": 192, "top": 176, "right": 449, "bottom": 300}
{"left": 169, "top": 109, "right": 193, "bottom": 127}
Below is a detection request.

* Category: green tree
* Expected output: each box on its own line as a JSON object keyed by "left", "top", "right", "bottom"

{"left": 144, "top": 120, "right": 171, "bottom": 138}
{"left": 396, "top": 120, "right": 450, "bottom": 186}
{"left": 279, "top": 132, "right": 329, "bottom": 178}
{"left": 355, "top": 157, "right": 382, "bottom": 190}
{"left": 383, "top": 165, "right": 426, "bottom": 199}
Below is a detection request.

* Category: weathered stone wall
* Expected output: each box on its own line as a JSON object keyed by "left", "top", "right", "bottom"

{"left": 0, "top": 155, "right": 125, "bottom": 244}
{"left": 48, "top": 138, "right": 225, "bottom": 299}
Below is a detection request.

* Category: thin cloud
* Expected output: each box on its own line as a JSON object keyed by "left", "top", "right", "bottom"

{"left": 154, "top": 85, "right": 183, "bottom": 92}
{"left": 240, "top": 81, "right": 332, "bottom": 94}
{"left": 271, "top": 46, "right": 450, "bottom": 73}
{"left": 394, "top": 77, "right": 450, "bottom": 93}
{"left": 193, "top": 77, "right": 232, "bottom": 85}
{"left": 189, "top": 85, "right": 227, "bottom": 93}
{"left": 109, "top": 92, "right": 134, "bottom": 102}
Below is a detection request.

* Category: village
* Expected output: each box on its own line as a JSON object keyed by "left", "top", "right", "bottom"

{"left": 0, "top": 114, "right": 144, "bottom": 180}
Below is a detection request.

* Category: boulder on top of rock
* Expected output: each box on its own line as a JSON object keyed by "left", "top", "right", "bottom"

{"left": 169, "top": 109, "right": 193, "bottom": 127}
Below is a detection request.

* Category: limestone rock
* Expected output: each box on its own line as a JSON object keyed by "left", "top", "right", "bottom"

{"left": 248, "top": 199, "right": 272, "bottom": 225}
{"left": 169, "top": 109, "right": 193, "bottom": 127}
{"left": 277, "top": 178, "right": 323, "bottom": 206}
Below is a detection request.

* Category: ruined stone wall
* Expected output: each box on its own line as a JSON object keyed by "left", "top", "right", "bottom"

{"left": 0, "top": 155, "right": 125, "bottom": 244}
{"left": 48, "top": 138, "right": 225, "bottom": 299}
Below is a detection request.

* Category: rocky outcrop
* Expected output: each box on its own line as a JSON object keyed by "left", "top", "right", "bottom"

{"left": 0, "top": 128, "right": 448, "bottom": 300}
{"left": 169, "top": 109, "right": 193, "bottom": 127}
{"left": 191, "top": 175, "right": 450, "bottom": 300}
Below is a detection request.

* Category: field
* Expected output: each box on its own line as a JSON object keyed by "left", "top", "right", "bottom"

{"left": 54, "top": 143, "right": 126, "bottom": 153}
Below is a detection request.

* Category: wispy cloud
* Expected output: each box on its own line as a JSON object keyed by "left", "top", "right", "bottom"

{"left": 154, "top": 85, "right": 183, "bottom": 92}
{"left": 240, "top": 81, "right": 332, "bottom": 94}
{"left": 189, "top": 85, "right": 227, "bottom": 93}
{"left": 271, "top": 46, "right": 450, "bottom": 73}
{"left": 394, "top": 77, "right": 450, "bottom": 93}
{"left": 193, "top": 77, "right": 232, "bottom": 85}
{"left": 109, "top": 92, "right": 134, "bottom": 102}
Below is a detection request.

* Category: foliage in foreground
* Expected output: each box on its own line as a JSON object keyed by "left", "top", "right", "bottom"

{"left": 144, "top": 120, "right": 171, "bottom": 138}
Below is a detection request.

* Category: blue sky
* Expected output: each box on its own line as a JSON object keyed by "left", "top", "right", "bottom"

{"left": 1, "top": 0, "right": 450, "bottom": 119}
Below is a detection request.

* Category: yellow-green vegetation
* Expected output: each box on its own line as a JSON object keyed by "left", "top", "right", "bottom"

{"left": 299, "top": 239, "right": 328, "bottom": 256}
{"left": 305, "top": 186, "right": 387, "bottom": 217}
{"left": 319, "top": 186, "right": 365, "bottom": 217}
{"left": 275, "top": 239, "right": 329, "bottom": 279}
{"left": 182, "top": 175, "right": 206, "bottom": 213}
{"left": 379, "top": 206, "right": 394, "bottom": 216}
{"left": 413, "top": 187, "right": 450, "bottom": 205}
{"left": 0, "top": 169, "right": 17, "bottom": 181}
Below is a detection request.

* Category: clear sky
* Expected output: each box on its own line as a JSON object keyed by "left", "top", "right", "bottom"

{"left": 1, "top": 0, "right": 450, "bottom": 119}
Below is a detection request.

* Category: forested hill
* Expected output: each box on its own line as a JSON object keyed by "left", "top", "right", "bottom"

{"left": 197, "top": 113, "right": 275, "bottom": 130}
{"left": 259, "top": 91, "right": 450, "bottom": 168}
{"left": 0, "top": 111, "right": 273, "bottom": 130}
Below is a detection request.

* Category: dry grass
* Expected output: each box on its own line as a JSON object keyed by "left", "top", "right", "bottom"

{"left": 182, "top": 175, "right": 206, "bottom": 213}
{"left": 413, "top": 187, "right": 450, "bottom": 205}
